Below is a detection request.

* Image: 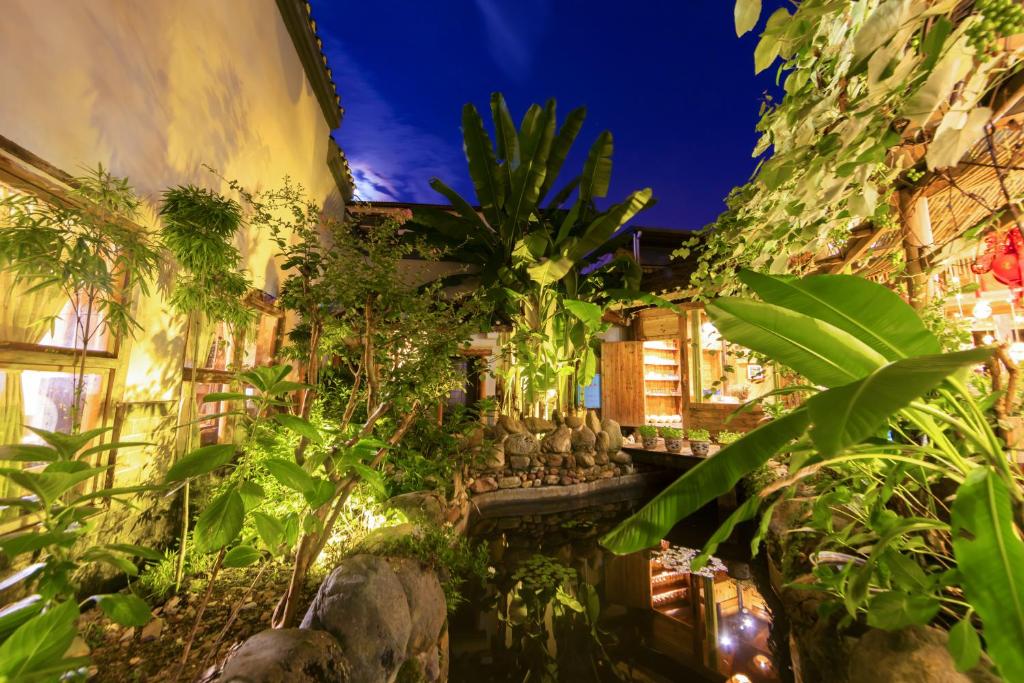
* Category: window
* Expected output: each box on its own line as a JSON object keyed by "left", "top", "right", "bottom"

{"left": 690, "top": 309, "right": 775, "bottom": 405}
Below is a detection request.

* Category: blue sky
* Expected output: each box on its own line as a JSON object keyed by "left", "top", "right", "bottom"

{"left": 317, "top": 1, "right": 779, "bottom": 230}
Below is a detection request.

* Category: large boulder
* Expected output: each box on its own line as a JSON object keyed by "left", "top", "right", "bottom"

{"left": 508, "top": 455, "right": 531, "bottom": 470}
{"left": 498, "top": 415, "right": 527, "bottom": 434}
{"left": 585, "top": 410, "right": 602, "bottom": 435}
{"left": 385, "top": 491, "right": 446, "bottom": 526}
{"left": 522, "top": 416, "right": 555, "bottom": 434}
{"left": 576, "top": 452, "right": 596, "bottom": 468}
{"left": 595, "top": 431, "right": 610, "bottom": 454}
{"left": 301, "top": 555, "right": 412, "bottom": 682}
{"left": 483, "top": 443, "right": 505, "bottom": 471}
{"left": 219, "top": 628, "right": 350, "bottom": 682}
{"left": 564, "top": 415, "right": 583, "bottom": 429}
{"left": 384, "top": 557, "right": 447, "bottom": 658}
{"left": 571, "top": 425, "right": 596, "bottom": 452}
{"left": 505, "top": 432, "right": 539, "bottom": 457}
{"left": 847, "top": 626, "right": 999, "bottom": 683}
{"left": 540, "top": 426, "right": 572, "bottom": 454}
{"left": 354, "top": 523, "right": 421, "bottom": 555}
{"left": 470, "top": 476, "right": 498, "bottom": 494}
{"left": 601, "top": 419, "right": 623, "bottom": 452}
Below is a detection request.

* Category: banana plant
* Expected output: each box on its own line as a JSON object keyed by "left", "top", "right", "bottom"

{"left": 415, "top": 93, "right": 654, "bottom": 413}
{"left": 0, "top": 427, "right": 163, "bottom": 680}
{"left": 601, "top": 271, "right": 1024, "bottom": 680}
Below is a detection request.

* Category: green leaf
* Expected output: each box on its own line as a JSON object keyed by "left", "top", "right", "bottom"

{"left": 238, "top": 480, "right": 264, "bottom": 509}
{"left": 0, "top": 530, "right": 78, "bottom": 558}
{"left": 579, "top": 131, "right": 613, "bottom": 204}
{"left": 563, "top": 299, "right": 603, "bottom": 329}
{"left": 737, "top": 271, "right": 940, "bottom": 361}
{"left": 506, "top": 101, "right": 554, "bottom": 233}
{"left": 25, "top": 426, "right": 111, "bottom": 459}
{"left": 164, "top": 444, "right": 236, "bottom": 482}
{"left": 263, "top": 458, "right": 315, "bottom": 494}
{"left": 302, "top": 477, "right": 335, "bottom": 509}
{"left": 735, "top": 0, "right": 762, "bottom": 36}
{"left": 601, "top": 409, "right": 810, "bottom": 554}
{"left": 707, "top": 297, "right": 888, "bottom": 388}
{"left": 223, "top": 545, "right": 261, "bottom": 568}
{"left": 252, "top": 511, "right": 285, "bottom": 551}
{"left": 201, "top": 391, "right": 250, "bottom": 403}
{"left": 193, "top": 489, "right": 244, "bottom": 553}
{"left": 0, "top": 596, "right": 43, "bottom": 642}
{"left": 926, "top": 107, "right": 993, "bottom": 171}
{"left": 0, "top": 444, "right": 60, "bottom": 462}
{"left": 104, "top": 543, "right": 164, "bottom": 562}
{"left": 0, "top": 466, "right": 107, "bottom": 506}
{"left": 461, "top": 102, "right": 504, "bottom": 226}
{"left": 273, "top": 413, "right": 323, "bottom": 444}
{"left": 951, "top": 468, "right": 1024, "bottom": 681}
{"left": 95, "top": 594, "right": 151, "bottom": 627}
{"left": 806, "top": 347, "right": 993, "bottom": 456}
{"left": 947, "top": 617, "right": 981, "bottom": 672}
{"left": 693, "top": 495, "right": 761, "bottom": 571}
{"left": 866, "top": 591, "right": 940, "bottom": 630}
{"left": 539, "top": 106, "right": 586, "bottom": 203}
{"left": 753, "top": 8, "right": 789, "bottom": 73}
{"left": 0, "top": 600, "right": 78, "bottom": 678}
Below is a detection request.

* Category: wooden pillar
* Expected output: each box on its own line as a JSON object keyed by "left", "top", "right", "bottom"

{"left": 900, "top": 191, "right": 934, "bottom": 310}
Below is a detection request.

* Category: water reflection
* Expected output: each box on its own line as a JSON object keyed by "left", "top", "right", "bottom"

{"left": 450, "top": 501, "right": 786, "bottom": 682}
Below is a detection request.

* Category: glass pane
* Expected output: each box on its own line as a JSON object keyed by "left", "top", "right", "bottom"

{"left": 18, "top": 370, "right": 105, "bottom": 440}
{"left": 242, "top": 313, "right": 280, "bottom": 367}
{"left": 695, "top": 310, "right": 774, "bottom": 404}
{"left": 194, "top": 382, "right": 230, "bottom": 445}
{"left": 185, "top": 321, "right": 235, "bottom": 370}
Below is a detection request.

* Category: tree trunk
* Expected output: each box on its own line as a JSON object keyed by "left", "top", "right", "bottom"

{"left": 900, "top": 191, "right": 933, "bottom": 310}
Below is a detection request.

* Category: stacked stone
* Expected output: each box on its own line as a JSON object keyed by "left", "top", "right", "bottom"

{"left": 467, "top": 410, "right": 634, "bottom": 495}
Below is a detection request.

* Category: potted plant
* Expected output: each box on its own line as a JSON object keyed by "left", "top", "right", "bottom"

{"left": 686, "top": 428, "right": 711, "bottom": 456}
{"left": 716, "top": 430, "right": 742, "bottom": 446}
{"left": 636, "top": 425, "right": 659, "bottom": 450}
{"left": 661, "top": 426, "right": 684, "bottom": 453}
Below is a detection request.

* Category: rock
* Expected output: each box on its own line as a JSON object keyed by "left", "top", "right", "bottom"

{"left": 571, "top": 426, "right": 596, "bottom": 452}
{"left": 523, "top": 416, "right": 555, "bottom": 434}
{"left": 595, "top": 430, "right": 610, "bottom": 453}
{"left": 140, "top": 616, "right": 164, "bottom": 642}
{"left": 577, "top": 452, "right": 596, "bottom": 468}
{"left": 540, "top": 425, "right": 572, "bottom": 454}
{"left": 611, "top": 451, "right": 632, "bottom": 465}
{"left": 560, "top": 475, "right": 573, "bottom": 486}
{"left": 301, "top": 555, "right": 411, "bottom": 682}
{"left": 508, "top": 455, "right": 531, "bottom": 470}
{"left": 483, "top": 444, "right": 505, "bottom": 470}
{"left": 498, "top": 476, "right": 522, "bottom": 489}
{"left": 529, "top": 456, "right": 545, "bottom": 468}
{"left": 585, "top": 410, "right": 602, "bottom": 434}
{"left": 485, "top": 423, "right": 508, "bottom": 442}
{"left": 544, "top": 475, "right": 560, "bottom": 485}
{"left": 564, "top": 415, "right": 583, "bottom": 429}
{"left": 847, "top": 625, "right": 999, "bottom": 683}
{"left": 544, "top": 454, "right": 565, "bottom": 468}
{"left": 220, "top": 629, "right": 351, "bottom": 683}
{"left": 601, "top": 419, "right": 624, "bottom": 452}
{"left": 386, "top": 491, "right": 447, "bottom": 526}
{"left": 504, "top": 432, "right": 539, "bottom": 457}
{"left": 600, "top": 469, "right": 615, "bottom": 478}
{"left": 564, "top": 453, "right": 577, "bottom": 469}
{"left": 470, "top": 476, "right": 498, "bottom": 494}
{"left": 594, "top": 452, "right": 609, "bottom": 466}
{"left": 551, "top": 409, "right": 564, "bottom": 426}
{"left": 385, "top": 557, "right": 447, "bottom": 657}
{"left": 498, "top": 415, "right": 527, "bottom": 434}
{"left": 458, "top": 426, "right": 485, "bottom": 450}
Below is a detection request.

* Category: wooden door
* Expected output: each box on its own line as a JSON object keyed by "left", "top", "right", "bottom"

{"left": 601, "top": 341, "right": 645, "bottom": 426}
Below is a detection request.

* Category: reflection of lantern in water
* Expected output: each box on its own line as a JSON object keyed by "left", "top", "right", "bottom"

{"left": 753, "top": 654, "right": 773, "bottom": 672}
{"left": 727, "top": 675, "right": 752, "bottom": 683}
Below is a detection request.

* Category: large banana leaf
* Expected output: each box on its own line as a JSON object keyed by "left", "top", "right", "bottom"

{"left": 601, "top": 408, "right": 810, "bottom": 554}
{"left": 806, "top": 347, "right": 994, "bottom": 456}
{"left": 507, "top": 103, "right": 554, "bottom": 236}
{"left": 707, "top": 298, "right": 888, "bottom": 387}
{"left": 738, "top": 270, "right": 941, "bottom": 360}
{"left": 579, "top": 131, "right": 613, "bottom": 204}
{"left": 428, "top": 178, "right": 494, "bottom": 236}
{"left": 491, "top": 93, "right": 520, "bottom": 172}
{"left": 951, "top": 468, "right": 1024, "bottom": 681}
{"left": 539, "top": 106, "right": 586, "bottom": 202}
{"left": 461, "top": 103, "right": 504, "bottom": 227}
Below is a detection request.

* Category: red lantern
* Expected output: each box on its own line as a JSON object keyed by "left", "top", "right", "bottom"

{"left": 992, "top": 252, "right": 1022, "bottom": 287}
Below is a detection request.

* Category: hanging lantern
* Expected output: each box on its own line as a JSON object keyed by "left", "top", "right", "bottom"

{"left": 992, "top": 252, "right": 1022, "bottom": 287}
{"left": 972, "top": 229, "right": 1024, "bottom": 290}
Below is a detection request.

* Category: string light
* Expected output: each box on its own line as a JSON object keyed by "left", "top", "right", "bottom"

{"left": 973, "top": 299, "right": 993, "bottom": 320}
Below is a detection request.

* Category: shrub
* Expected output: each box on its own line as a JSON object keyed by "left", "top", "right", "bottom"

{"left": 716, "top": 430, "right": 742, "bottom": 444}
{"left": 660, "top": 427, "right": 683, "bottom": 439}
{"left": 686, "top": 428, "right": 710, "bottom": 442}
{"left": 636, "top": 425, "right": 658, "bottom": 438}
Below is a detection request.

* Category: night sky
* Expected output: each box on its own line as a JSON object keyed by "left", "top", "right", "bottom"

{"left": 316, "top": 1, "right": 781, "bottom": 231}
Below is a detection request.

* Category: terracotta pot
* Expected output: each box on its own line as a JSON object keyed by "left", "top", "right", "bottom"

{"left": 664, "top": 437, "right": 683, "bottom": 453}
{"left": 690, "top": 440, "right": 710, "bottom": 457}
{"left": 641, "top": 436, "right": 659, "bottom": 450}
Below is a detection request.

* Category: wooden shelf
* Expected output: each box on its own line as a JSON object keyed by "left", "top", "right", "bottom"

{"left": 646, "top": 392, "right": 681, "bottom": 397}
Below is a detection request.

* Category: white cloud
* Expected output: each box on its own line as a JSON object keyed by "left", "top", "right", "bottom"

{"left": 325, "top": 38, "right": 466, "bottom": 203}
{"left": 473, "top": 0, "right": 549, "bottom": 81}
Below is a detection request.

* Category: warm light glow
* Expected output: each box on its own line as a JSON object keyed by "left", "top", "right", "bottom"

{"left": 719, "top": 632, "right": 733, "bottom": 649}
{"left": 982, "top": 334, "right": 995, "bottom": 345}
{"left": 701, "top": 321, "right": 721, "bottom": 347}
{"left": 1011, "top": 342, "right": 1024, "bottom": 365}
{"left": 753, "top": 654, "right": 772, "bottom": 671}
{"left": 727, "top": 675, "right": 752, "bottom": 683}
{"left": 973, "top": 300, "right": 993, "bottom": 320}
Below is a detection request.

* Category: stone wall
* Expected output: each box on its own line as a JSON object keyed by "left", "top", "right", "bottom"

{"left": 465, "top": 411, "right": 634, "bottom": 495}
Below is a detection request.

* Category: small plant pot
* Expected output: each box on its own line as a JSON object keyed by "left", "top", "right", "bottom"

{"left": 664, "top": 437, "right": 683, "bottom": 453}
{"left": 642, "top": 437, "right": 659, "bottom": 450}
{"left": 690, "top": 440, "right": 710, "bottom": 457}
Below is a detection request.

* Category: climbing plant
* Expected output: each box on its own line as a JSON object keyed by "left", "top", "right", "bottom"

{"left": 681, "top": 0, "right": 1024, "bottom": 297}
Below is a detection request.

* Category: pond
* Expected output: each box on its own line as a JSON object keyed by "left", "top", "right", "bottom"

{"left": 449, "top": 490, "right": 790, "bottom": 683}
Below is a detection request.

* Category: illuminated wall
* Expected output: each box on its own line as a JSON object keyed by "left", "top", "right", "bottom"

{"left": 0, "top": 0, "right": 345, "bottom": 545}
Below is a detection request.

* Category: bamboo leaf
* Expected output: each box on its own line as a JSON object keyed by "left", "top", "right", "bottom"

{"left": 735, "top": 0, "right": 762, "bottom": 36}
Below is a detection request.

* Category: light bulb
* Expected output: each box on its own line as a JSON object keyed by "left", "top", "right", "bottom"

{"left": 973, "top": 300, "right": 993, "bottom": 320}
{"left": 1010, "top": 342, "right": 1024, "bottom": 364}
{"left": 982, "top": 334, "right": 995, "bottom": 345}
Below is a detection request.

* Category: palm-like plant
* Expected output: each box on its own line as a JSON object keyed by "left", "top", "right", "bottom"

{"left": 602, "top": 271, "right": 1024, "bottom": 680}
{"left": 416, "top": 93, "right": 653, "bottom": 414}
